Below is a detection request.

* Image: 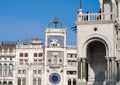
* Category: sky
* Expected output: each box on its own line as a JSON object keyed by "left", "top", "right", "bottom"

{"left": 0, "top": 0, "right": 100, "bottom": 45}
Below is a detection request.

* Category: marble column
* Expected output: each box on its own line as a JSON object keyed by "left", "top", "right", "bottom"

{"left": 81, "top": 58, "right": 87, "bottom": 80}
{"left": 78, "top": 59, "right": 81, "bottom": 79}
{"left": 118, "top": 61, "right": 120, "bottom": 83}
{"left": 106, "top": 57, "right": 110, "bottom": 79}
{"left": 111, "top": 57, "right": 116, "bottom": 80}
{"left": 82, "top": 59, "right": 85, "bottom": 79}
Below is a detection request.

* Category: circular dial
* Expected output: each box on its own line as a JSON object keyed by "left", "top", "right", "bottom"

{"left": 49, "top": 73, "right": 61, "bottom": 84}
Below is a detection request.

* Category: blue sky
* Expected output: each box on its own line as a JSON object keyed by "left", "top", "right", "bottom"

{"left": 0, "top": 0, "right": 99, "bottom": 45}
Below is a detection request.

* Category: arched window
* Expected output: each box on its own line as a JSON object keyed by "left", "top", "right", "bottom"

{"left": 18, "top": 78, "right": 21, "bottom": 85}
{"left": 3, "top": 64, "right": 7, "bottom": 76}
{"left": 0, "top": 64, "right": 2, "bottom": 76}
{"left": 38, "top": 78, "right": 41, "bottom": 85}
{"left": 22, "top": 78, "right": 26, "bottom": 85}
{"left": 68, "top": 79, "right": 71, "bottom": 85}
{"left": 0, "top": 81, "right": 2, "bottom": 85}
{"left": 8, "top": 81, "right": 13, "bottom": 85}
{"left": 9, "top": 64, "right": 13, "bottom": 76}
{"left": 33, "top": 78, "right": 36, "bottom": 85}
{"left": 73, "top": 79, "right": 76, "bottom": 85}
{"left": 3, "top": 81, "right": 7, "bottom": 85}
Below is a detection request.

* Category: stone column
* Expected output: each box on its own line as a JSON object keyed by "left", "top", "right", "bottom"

{"left": 77, "top": 58, "right": 87, "bottom": 85}
{"left": 82, "top": 58, "right": 86, "bottom": 80}
{"left": 106, "top": 57, "right": 116, "bottom": 85}
{"left": 21, "top": 78, "right": 23, "bottom": 85}
{"left": 117, "top": 0, "right": 120, "bottom": 22}
{"left": 106, "top": 57, "right": 110, "bottom": 79}
{"left": 118, "top": 61, "right": 120, "bottom": 83}
{"left": 111, "top": 57, "right": 116, "bottom": 80}
{"left": 78, "top": 59, "right": 81, "bottom": 79}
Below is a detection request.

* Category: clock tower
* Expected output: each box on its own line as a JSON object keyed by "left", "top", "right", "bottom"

{"left": 44, "top": 16, "right": 67, "bottom": 85}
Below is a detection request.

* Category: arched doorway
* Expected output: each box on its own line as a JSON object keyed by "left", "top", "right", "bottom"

{"left": 86, "top": 41, "right": 107, "bottom": 84}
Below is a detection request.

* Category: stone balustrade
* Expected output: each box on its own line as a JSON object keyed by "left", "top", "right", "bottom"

{"left": 77, "top": 12, "right": 116, "bottom": 22}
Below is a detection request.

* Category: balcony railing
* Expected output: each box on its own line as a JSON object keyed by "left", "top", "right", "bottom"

{"left": 0, "top": 51, "right": 16, "bottom": 56}
{"left": 77, "top": 12, "right": 116, "bottom": 22}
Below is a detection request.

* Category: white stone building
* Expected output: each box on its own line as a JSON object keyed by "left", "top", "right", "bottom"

{"left": 1, "top": 0, "right": 120, "bottom": 85}
{"left": 0, "top": 17, "right": 77, "bottom": 85}
{"left": 77, "top": 0, "right": 120, "bottom": 85}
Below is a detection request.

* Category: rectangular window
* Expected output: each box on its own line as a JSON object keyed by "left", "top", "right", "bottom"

{"left": 34, "top": 59, "right": 37, "bottom": 61}
{"left": 39, "top": 53, "right": 42, "bottom": 57}
{"left": 72, "top": 54, "right": 76, "bottom": 58}
{"left": 18, "top": 70, "right": 21, "bottom": 74}
{"left": 20, "top": 59, "right": 23, "bottom": 65}
{"left": 33, "top": 70, "right": 37, "bottom": 74}
{"left": 23, "top": 70, "right": 26, "bottom": 74}
{"left": 67, "top": 54, "right": 71, "bottom": 58}
{"left": 38, "top": 70, "right": 41, "bottom": 74}
{"left": 20, "top": 53, "right": 23, "bottom": 57}
{"left": 34, "top": 53, "right": 37, "bottom": 57}
{"left": 20, "top": 59, "right": 23, "bottom": 61}
{"left": 54, "top": 55, "right": 57, "bottom": 64}
{"left": 25, "top": 53, "right": 28, "bottom": 57}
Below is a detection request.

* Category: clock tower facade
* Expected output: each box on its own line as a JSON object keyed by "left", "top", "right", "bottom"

{"left": 44, "top": 17, "right": 67, "bottom": 85}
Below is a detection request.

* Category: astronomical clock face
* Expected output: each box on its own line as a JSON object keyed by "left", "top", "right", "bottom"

{"left": 49, "top": 73, "right": 61, "bottom": 84}
{"left": 48, "top": 36, "right": 64, "bottom": 46}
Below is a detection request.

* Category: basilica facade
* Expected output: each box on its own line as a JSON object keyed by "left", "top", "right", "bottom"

{"left": 77, "top": 0, "right": 120, "bottom": 85}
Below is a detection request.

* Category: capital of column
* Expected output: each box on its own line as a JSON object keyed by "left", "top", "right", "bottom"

{"left": 116, "top": 59, "right": 120, "bottom": 63}
{"left": 77, "top": 57, "right": 81, "bottom": 62}
{"left": 105, "top": 56, "right": 110, "bottom": 60}
{"left": 81, "top": 58, "right": 87, "bottom": 62}
{"left": 111, "top": 57, "right": 116, "bottom": 61}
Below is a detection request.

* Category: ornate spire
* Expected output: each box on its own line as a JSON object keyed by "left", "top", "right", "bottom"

{"left": 80, "top": 0, "right": 82, "bottom": 9}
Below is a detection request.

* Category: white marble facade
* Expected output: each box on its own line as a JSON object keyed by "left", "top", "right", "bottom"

{"left": 0, "top": 17, "right": 77, "bottom": 85}
{"left": 1, "top": 0, "right": 120, "bottom": 85}
{"left": 77, "top": 0, "right": 120, "bottom": 85}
